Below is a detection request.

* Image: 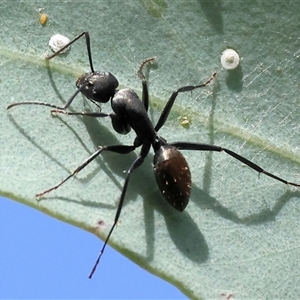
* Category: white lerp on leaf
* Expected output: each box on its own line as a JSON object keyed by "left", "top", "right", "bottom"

{"left": 49, "top": 34, "right": 71, "bottom": 53}
{"left": 221, "top": 48, "right": 240, "bottom": 70}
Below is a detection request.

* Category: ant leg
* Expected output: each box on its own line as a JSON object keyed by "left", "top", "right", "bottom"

{"left": 89, "top": 144, "right": 150, "bottom": 278}
{"left": 50, "top": 109, "right": 130, "bottom": 135}
{"left": 47, "top": 32, "right": 95, "bottom": 73}
{"left": 155, "top": 72, "right": 217, "bottom": 132}
{"left": 50, "top": 110, "right": 110, "bottom": 117}
{"left": 172, "top": 142, "right": 300, "bottom": 187}
{"left": 137, "top": 57, "right": 156, "bottom": 111}
{"left": 36, "top": 144, "right": 136, "bottom": 198}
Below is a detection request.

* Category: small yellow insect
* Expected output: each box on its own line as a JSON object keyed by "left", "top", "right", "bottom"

{"left": 39, "top": 13, "right": 48, "bottom": 26}
{"left": 179, "top": 116, "right": 191, "bottom": 128}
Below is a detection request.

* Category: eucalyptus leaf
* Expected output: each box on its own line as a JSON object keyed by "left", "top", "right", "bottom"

{"left": 1, "top": 1, "right": 300, "bottom": 299}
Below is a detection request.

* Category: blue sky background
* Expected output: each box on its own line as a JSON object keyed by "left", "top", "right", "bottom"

{"left": 0, "top": 196, "right": 187, "bottom": 299}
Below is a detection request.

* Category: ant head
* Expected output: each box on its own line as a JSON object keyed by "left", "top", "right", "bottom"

{"left": 76, "top": 71, "right": 119, "bottom": 103}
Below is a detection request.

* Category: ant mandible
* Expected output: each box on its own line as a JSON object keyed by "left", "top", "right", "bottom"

{"left": 7, "top": 32, "right": 300, "bottom": 278}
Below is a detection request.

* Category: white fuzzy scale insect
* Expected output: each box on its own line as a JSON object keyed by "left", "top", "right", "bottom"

{"left": 220, "top": 48, "right": 240, "bottom": 70}
{"left": 49, "top": 34, "right": 71, "bottom": 53}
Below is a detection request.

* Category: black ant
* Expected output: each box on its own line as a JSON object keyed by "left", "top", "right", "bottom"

{"left": 7, "top": 32, "right": 300, "bottom": 278}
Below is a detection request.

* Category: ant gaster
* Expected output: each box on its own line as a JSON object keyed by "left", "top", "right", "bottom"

{"left": 7, "top": 32, "right": 300, "bottom": 278}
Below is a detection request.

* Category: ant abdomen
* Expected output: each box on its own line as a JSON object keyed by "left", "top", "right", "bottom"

{"left": 153, "top": 145, "right": 191, "bottom": 212}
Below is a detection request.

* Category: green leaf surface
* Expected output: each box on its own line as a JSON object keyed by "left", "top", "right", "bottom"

{"left": 1, "top": 1, "right": 300, "bottom": 299}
